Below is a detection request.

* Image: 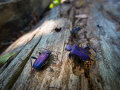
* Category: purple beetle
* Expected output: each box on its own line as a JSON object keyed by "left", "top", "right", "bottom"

{"left": 65, "top": 44, "right": 90, "bottom": 61}
{"left": 31, "top": 50, "right": 51, "bottom": 70}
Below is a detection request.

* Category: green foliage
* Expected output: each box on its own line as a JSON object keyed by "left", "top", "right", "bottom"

{"left": 0, "top": 52, "right": 15, "bottom": 66}
{"left": 49, "top": 0, "right": 61, "bottom": 9}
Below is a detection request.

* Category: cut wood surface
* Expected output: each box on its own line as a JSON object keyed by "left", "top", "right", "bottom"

{"left": 0, "top": 0, "right": 120, "bottom": 90}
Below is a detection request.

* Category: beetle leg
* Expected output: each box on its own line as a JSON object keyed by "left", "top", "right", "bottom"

{"left": 31, "top": 56, "right": 37, "bottom": 59}
{"left": 39, "top": 52, "right": 41, "bottom": 55}
{"left": 84, "top": 46, "right": 90, "bottom": 50}
{"left": 69, "top": 53, "right": 74, "bottom": 59}
{"left": 69, "top": 53, "right": 72, "bottom": 58}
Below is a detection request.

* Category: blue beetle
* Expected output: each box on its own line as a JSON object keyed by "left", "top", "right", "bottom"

{"left": 65, "top": 44, "right": 90, "bottom": 61}
{"left": 71, "top": 26, "right": 81, "bottom": 35}
{"left": 31, "top": 50, "right": 51, "bottom": 70}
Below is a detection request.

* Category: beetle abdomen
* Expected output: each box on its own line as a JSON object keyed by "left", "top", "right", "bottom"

{"left": 33, "top": 54, "right": 49, "bottom": 70}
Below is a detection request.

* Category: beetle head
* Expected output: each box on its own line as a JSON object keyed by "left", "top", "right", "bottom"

{"left": 65, "top": 44, "right": 72, "bottom": 51}
{"left": 45, "top": 50, "right": 51, "bottom": 54}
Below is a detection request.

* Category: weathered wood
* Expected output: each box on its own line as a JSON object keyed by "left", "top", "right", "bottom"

{"left": 0, "top": 1, "right": 120, "bottom": 90}
{"left": 11, "top": 8, "right": 72, "bottom": 90}
{"left": 0, "top": 0, "right": 52, "bottom": 54}
{"left": 0, "top": 24, "right": 42, "bottom": 74}
{"left": 86, "top": 2, "right": 120, "bottom": 90}
{"left": 0, "top": 4, "right": 71, "bottom": 90}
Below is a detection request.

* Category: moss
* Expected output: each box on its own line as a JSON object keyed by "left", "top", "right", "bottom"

{"left": 3, "top": 36, "right": 42, "bottom": 90}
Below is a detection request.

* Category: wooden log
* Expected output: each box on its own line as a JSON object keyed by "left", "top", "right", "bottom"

{"left": 0, "top": 0, "right": 52, "bottom": 54}
{"left": 0, "top": 1, "right": 120, "bottom": 90}
{"left": 0, "top": 4, "right": 71, "bottom": 90}
{"left": 86, "top": 2, "right": 120, "bottom": 90}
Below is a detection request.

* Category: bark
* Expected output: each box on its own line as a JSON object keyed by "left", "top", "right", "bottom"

{"left": 0, "top": 0, "right": 120, "bottom": 90}
{"left": 0, "top": 4, "right": 71, "bottom": 90}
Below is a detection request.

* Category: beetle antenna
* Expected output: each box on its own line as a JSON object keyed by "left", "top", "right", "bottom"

{"left": 30, "top": 57, "right": 33, "bottom": 71}
{"left": 31, "top": 56, "right": 37, "bottom": 59}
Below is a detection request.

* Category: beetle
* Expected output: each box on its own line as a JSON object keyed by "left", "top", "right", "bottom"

{"left": 71, "top": 26, "right": 81, "bottom": 34}
{"left": 31, "top": 50, "right": 51, "bottom": 70}
{"left": 65, "top": 44, "right": 90, "bottom": 61}
{"left": 71, "top": 26, "right": 81, "bottom": 38}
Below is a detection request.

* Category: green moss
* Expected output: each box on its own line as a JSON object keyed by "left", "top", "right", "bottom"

{"left": 0, "top": 52, "right": 15, "bottom": 66}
